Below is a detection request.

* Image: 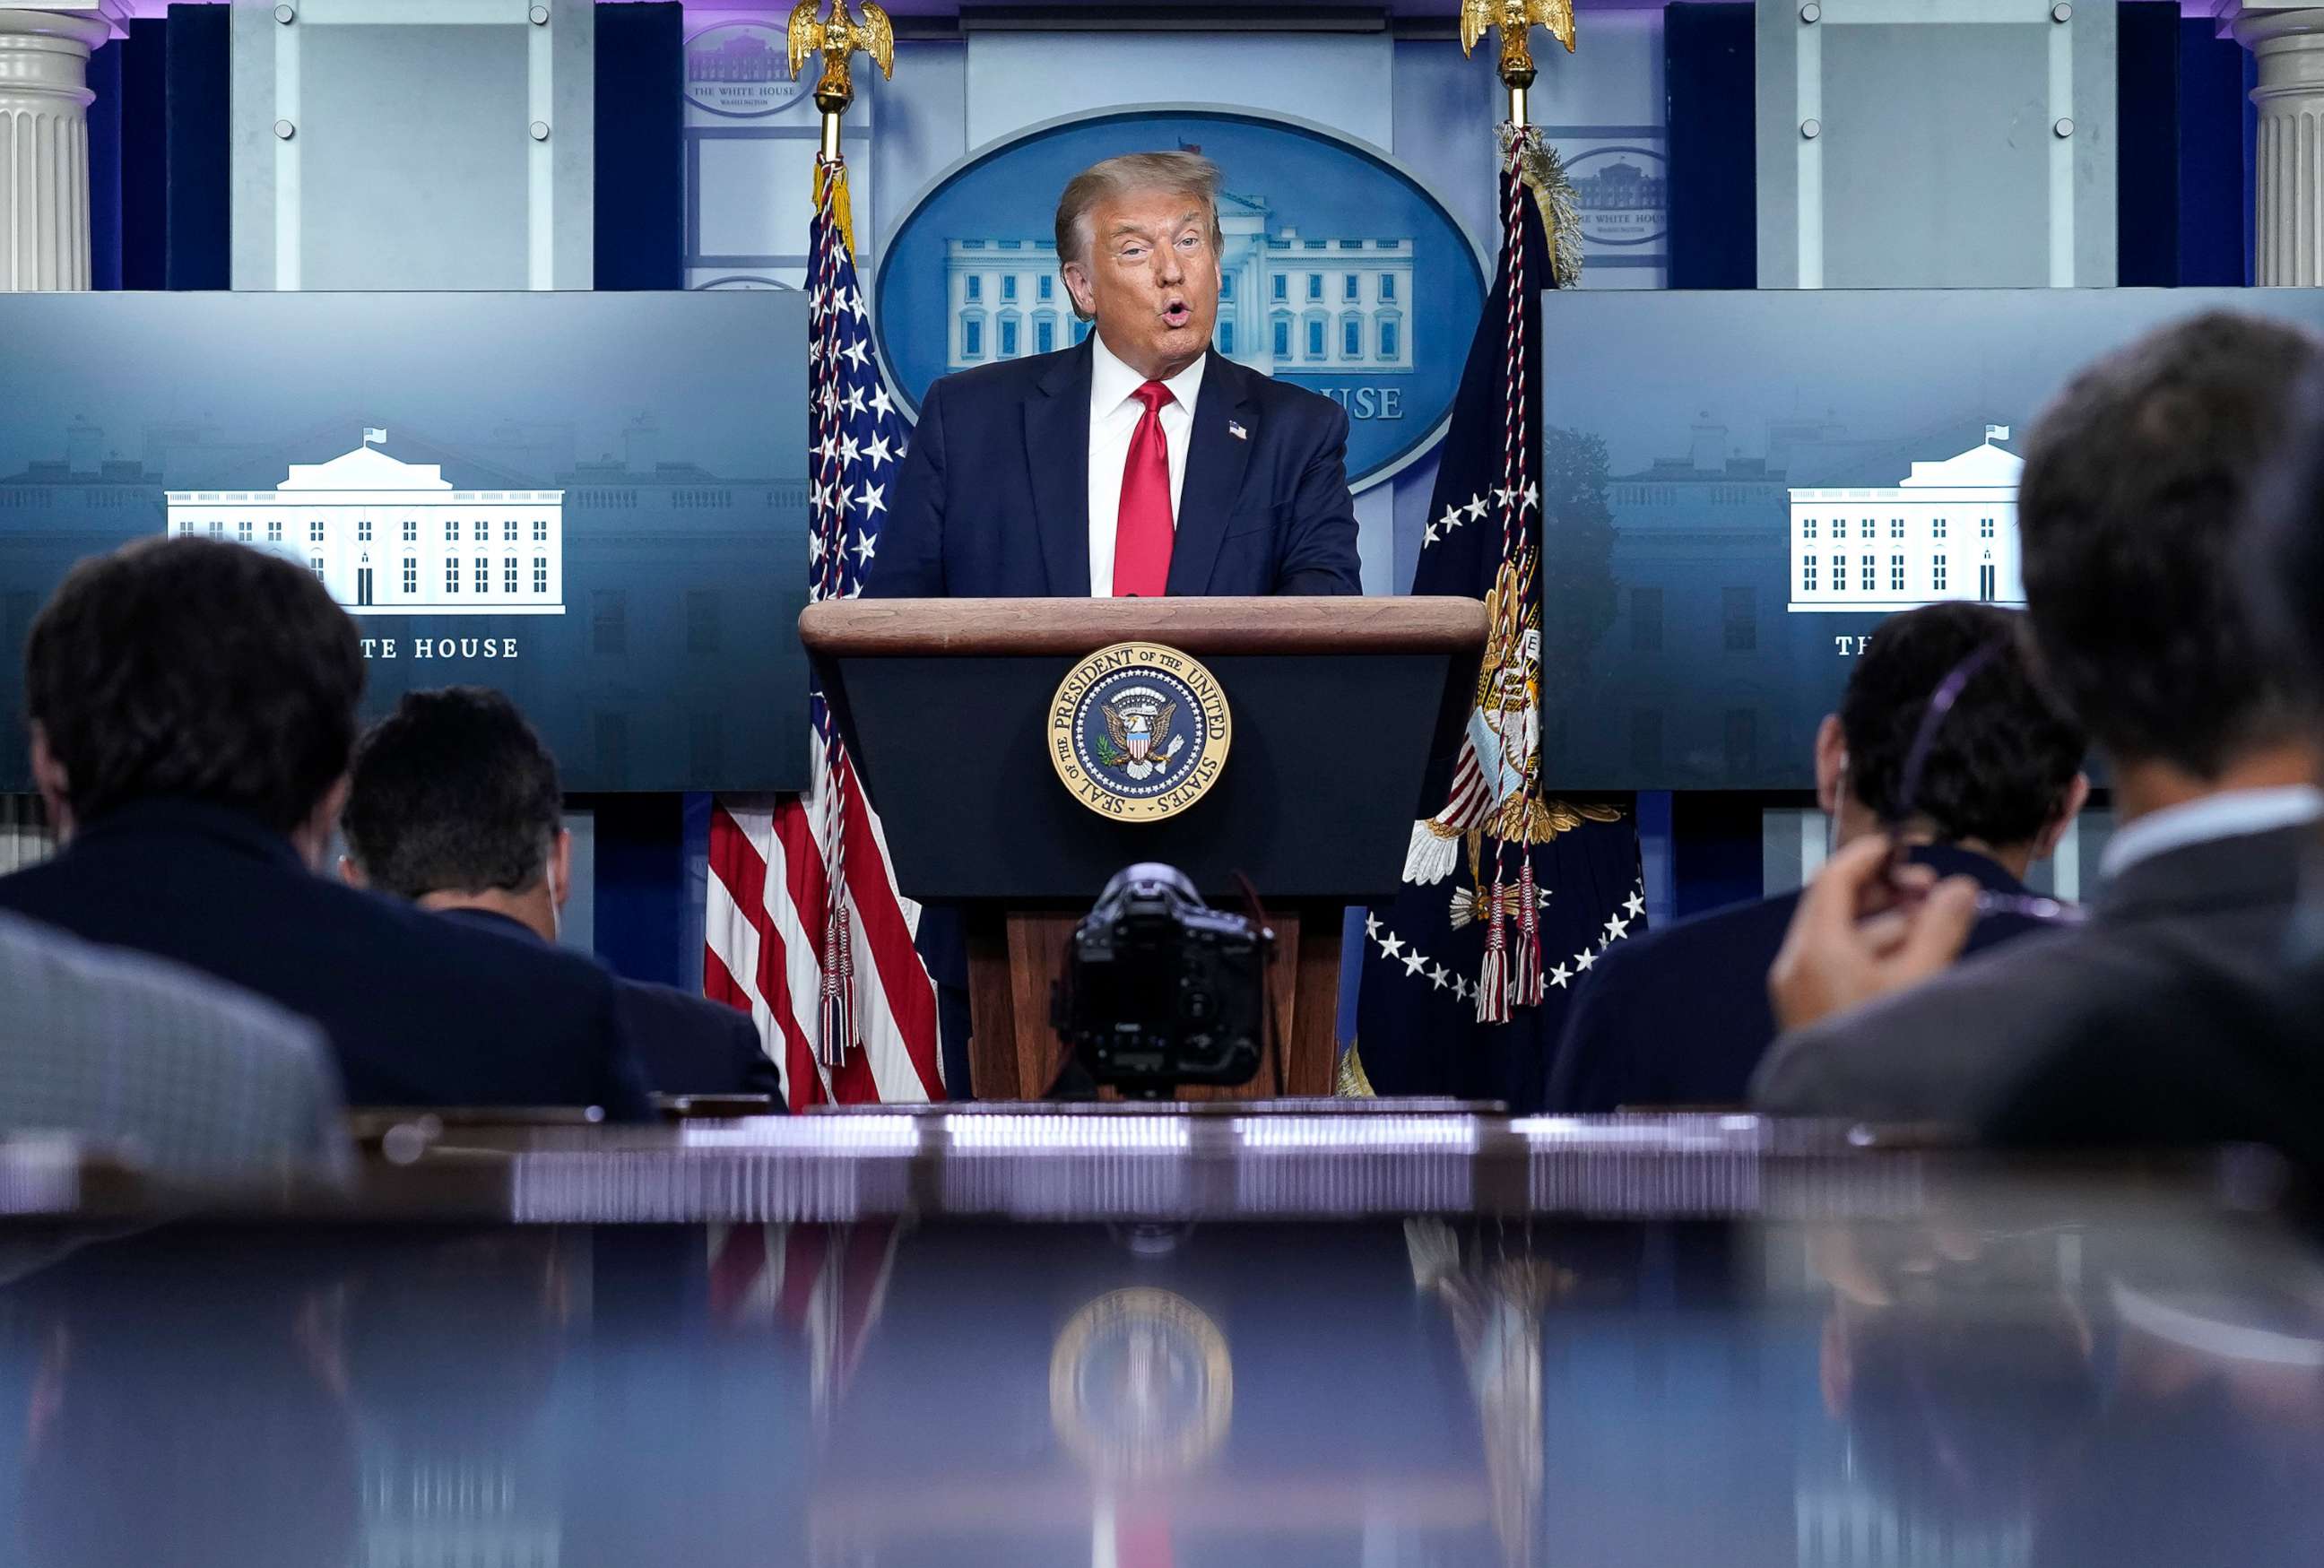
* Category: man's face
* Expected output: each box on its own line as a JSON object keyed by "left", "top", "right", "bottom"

{"left": 1062, "top": 186, "right": 1220, "bottom": 383}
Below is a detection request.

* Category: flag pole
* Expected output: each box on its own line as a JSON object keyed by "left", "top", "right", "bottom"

{"left": 1502, "top": 48, "right": 1533, "bottom": 126}
{"left": 788, "top": 0, "right": 898, "bottom": 1079}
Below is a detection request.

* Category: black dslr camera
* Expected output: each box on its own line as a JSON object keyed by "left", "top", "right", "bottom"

{"left": 1053, "top": 863, "right": 1271, "bottom": 1093}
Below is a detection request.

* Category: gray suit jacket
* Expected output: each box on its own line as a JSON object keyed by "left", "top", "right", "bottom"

{"left": 0, "top": 910, "right": 350, "bottom": 1183}
{"left": 1749, "top": 824, "right": 2311, "bottom": 1125}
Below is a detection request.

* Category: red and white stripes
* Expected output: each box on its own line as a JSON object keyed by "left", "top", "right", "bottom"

{"left": 705, "top": 736, "right": 943, "bottom": 1109}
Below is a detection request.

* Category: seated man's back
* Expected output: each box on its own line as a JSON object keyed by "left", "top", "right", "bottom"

{"left": 1755, "top": 822, "right": 2307, "bottom": 1122}
{"left": 1549, "top": 848, "right": 2055, "bottom": 1112}
{"left": 1548, "top": 602, "right": 2086, "bottom": 1113}
{"left": 1976, "top": 925, "right": 2324, "bottom": 1177}
{"left": 0, "top": 907, "right": 350, "bottom": 1182}
{"left": 613, "top": 973, "right": 784, "bottom": 1099}
{"left": 0, "top": 801, "right": 648, "bottom": 1113}
{"left": 337, "top": 688, "right": 785, "bottom": 1105}
{"left": 2, "top": 538, "right": 651, "bottom": 1117}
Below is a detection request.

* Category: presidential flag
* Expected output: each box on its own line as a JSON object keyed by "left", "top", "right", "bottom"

{"left": 1351, "top": 127, "right": 1642, "bottom": 1110}
{"left": 704, "top": 154, "right": 945, "bottom": 1108}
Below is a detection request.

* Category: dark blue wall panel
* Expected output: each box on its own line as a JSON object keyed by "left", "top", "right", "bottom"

{"left": 121, "top": 19, "right": 169, "bottom": 291}
{"left": 2179, "top": 17, "right": 2254, "bottom": 287}
{"left": 2117, "top": 3, "right": 2180, "bottom": 286}
{"left": 595, "top": 0, "right": 685, "bottom": 290}
{"left": 1664, "top": 2, "right": 1756, "bottom": 290}
{"left": 2247, "top": 48, "right": 2260, "bottom": 286}
{"left": 86, "top": 39, "right": 123, "bottom": 291}
{"left": 163, "top": 2, "right": 229, "bottom": 290}
{"left": 1672, "top": 791, "right": 1765, "bottom": 921}
{"left": 588, "top": 793, "right": 689, "bottom": 990}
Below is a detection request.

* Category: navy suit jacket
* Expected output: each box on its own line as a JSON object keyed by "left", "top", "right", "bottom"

{"left": 0, "top": 800, "right": 653, "bottom": 1118}
{"left": 440, "top": 908, "right": 785, "bottom": 1103}
{"left": 865, "top": 339, "right": 1363, "bottom": 598}
{"left": 1544, "top": 845, "right": 2051, "bottom": 1113}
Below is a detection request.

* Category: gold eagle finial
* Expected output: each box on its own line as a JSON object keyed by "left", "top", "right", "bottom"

{"left": 1459, "top": 0, "right": 1577, "bottom": 86}
{"left": 786, "top": 0, "right": 896, "bottom": 118}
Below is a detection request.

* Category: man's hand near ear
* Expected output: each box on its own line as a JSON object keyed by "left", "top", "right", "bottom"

{"left": 1769, "top": 836, "right": 1981, "bottom": 1032}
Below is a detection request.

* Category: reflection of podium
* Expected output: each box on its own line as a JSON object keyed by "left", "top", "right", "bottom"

{"left": 801, "top": 598, "right": 1487, "bottom": 1101}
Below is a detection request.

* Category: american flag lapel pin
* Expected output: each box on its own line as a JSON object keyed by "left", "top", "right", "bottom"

{"left": 1227, "top": 420, "right": 1248, "bottom": 441}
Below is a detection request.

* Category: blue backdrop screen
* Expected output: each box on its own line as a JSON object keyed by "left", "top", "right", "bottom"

{"left": 0, "top": 291, "right": 808, "bottom": 793}
{"left": 1541, "top": 287, "right": 2324, "bottom": 790}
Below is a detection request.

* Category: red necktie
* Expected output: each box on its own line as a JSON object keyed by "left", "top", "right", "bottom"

{"left": 1112, "top": 379, "right": 1175, "bottom": 597}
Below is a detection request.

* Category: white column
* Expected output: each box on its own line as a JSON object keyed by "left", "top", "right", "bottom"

{"left": 2240, "top": 9, "right": 2324, "bottom": 284}
{"left": 0, "top": 8, "right": 108, "bottom": 291}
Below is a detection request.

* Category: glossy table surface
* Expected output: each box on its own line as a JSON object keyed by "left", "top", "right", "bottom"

{"left": 1, "top": 1105, "right": 2294, "bottom": 1226}
{"left": 1, "top": 1112, "right": 2318, "bottom": 1566}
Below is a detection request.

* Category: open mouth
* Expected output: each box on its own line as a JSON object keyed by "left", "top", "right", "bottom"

{"left": 1160, "top": 299, "right": 1192, "bottom": 329}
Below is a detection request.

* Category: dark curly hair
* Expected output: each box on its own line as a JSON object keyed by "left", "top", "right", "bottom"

{"left": 1840, "top": 602, "right": 2085, "bottom": 847}
{"left": 342, "top": 686, "right": 562, "bottom": 899}
{"left": 26, "top": 537, "right": 363, "bottom": 834}
{"left": 2243, "top": 361, "right": 2324, "bottom": 702}
{"left": 2016, "top": 310, "right": 2315, "bottom": 775}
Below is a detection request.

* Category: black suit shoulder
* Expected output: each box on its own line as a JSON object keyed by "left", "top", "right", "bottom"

{"left": 1547, "top": 895, "right": 1800, "bottom": 1113}
{"left": 919, "top": 346, "right": 1074, "bottom": 405}
{"left": 1981, "top": 958, "right": 2324, "bottom": 1172}
{"left": 614, "top": 979, "right": 785, "bottom": 1102}
{"left": 0, "top": 822, "right": 652, "bottom": 1118}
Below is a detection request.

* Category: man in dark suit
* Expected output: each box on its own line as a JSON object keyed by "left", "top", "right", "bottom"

{"left": 0, "top": 538, "right": 651, "bottom": 1117}
{"left": 866, "top": 150, "right": 1362, "bottom": 600}
{"left": 1545, "top": 602, "right": 2086, "bottom": 1113}
{"left": 1966, "top": 351, "right": 2324, "bottom": 1174}
{"left": 338, "top": 687, "right": 783, "bottom": 1103}
{"left": 1754, "top": 313, "right": 2322, "bottom": 1125}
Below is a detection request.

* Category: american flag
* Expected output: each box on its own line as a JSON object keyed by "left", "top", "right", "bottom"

{"left": 1351, "top": 127, "right": 1641, "bottom": 1110}
{"left": 703, "top": 154, "right": 945, "bottom": 1108}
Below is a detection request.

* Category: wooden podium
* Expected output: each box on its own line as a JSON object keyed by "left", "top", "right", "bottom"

{"left": 800, "top": 597, "right": 1487, "bottom": 1100}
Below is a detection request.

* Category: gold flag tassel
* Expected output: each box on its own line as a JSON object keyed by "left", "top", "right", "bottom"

{"left": 1505, "top": 126, "right": 1585, "bottom": 292}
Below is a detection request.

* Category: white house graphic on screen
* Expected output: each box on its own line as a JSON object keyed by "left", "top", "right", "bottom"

{"left": 163, "top": 431, "right": 566, "bottom": 616}
{"left": 1786, "top": 428, "right": 2025, "bottom": 613}
{"left": 946, "top": 192, "right": 1414, "bottom": 376}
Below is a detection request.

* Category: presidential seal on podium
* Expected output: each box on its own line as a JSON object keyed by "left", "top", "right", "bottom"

{"left": 1048, "top": 641, "right": 1232, "bottom": 821}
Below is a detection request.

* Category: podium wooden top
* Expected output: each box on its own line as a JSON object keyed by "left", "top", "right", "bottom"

{"left": 800, "top": 595, "right": 1488, "bottom": 658}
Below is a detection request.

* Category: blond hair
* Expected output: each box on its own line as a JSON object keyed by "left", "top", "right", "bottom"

{"left": 1053, "top": 151, "right": 1224, "bottom": 322}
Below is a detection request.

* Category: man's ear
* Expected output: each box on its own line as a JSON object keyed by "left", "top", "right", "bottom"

{"left": 1813, "top": 715, "right": 1847, "bottom": 817}
{"left": 315, "top": 775, "right": 351, "bottom": 835}
{"left": 1061, "top": 262, "right": 1095, "bottom": 318}
{"left": 28, "top": 723, "right": 73, "bottom": 841}
{"left": 550, "top": 827, "right": 573, "bottom": 914}
{"left": 2032, "top": 772, "right": 2092, "bottom": 861}
{"left": 290, "top": 775, "right": 352, "bottom": 873}
{"left": 336, "top": 854, "right": 367, "bottom": 890}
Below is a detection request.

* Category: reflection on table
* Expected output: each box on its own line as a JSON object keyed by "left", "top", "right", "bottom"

{"left": 2, "top": 1175, "right": 2318, "bottom": 1567}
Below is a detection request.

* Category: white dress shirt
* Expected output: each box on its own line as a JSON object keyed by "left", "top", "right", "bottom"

{"left": 1086, "top": 328, "right": 1205, "bottom": 598}
{"left": 2096, "top": 784, "right": 2324, "bottom": 879}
